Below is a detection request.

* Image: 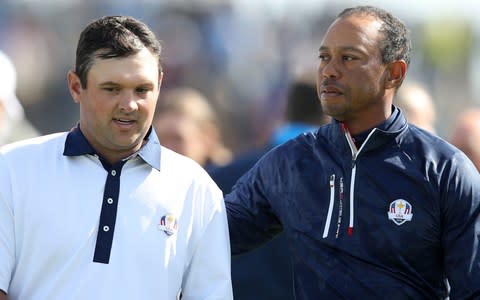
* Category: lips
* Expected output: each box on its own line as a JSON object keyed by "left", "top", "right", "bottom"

{"left": 321, "top": 85, "right": 343, "bottom": 100}
{"left": 113, "top": 118, "right": 136, "bottom": 125}
{"left": 321, "top": 85, "right": 343, "bottom": 95}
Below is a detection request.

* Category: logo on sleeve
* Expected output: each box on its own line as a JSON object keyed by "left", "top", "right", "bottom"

{"left": 158, "top": 214, "right": 178, "bottom": 236}
{"left": 387, "top": 199, "right": 413, "bottom": 226}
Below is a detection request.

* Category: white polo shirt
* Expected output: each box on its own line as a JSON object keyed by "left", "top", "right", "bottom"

{"left": 0, "top": 128, "right": 233, "bottom": 300}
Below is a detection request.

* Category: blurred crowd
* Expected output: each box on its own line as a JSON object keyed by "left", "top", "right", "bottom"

{"left": 1, "top": 0, "right": 479, "bottom": 153}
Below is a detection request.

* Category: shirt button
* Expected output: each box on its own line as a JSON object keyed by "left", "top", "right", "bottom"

{"left": 111, "top": 170, "right": 116, "bottom": 176}
{"left": 103, "top": 226, "right": 110, "bottom": 232}
{"left": 107, "top": 198, "right": 113, "bottom": 204}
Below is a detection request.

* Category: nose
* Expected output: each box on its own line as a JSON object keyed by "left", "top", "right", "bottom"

{"left": 118, "top": 91, "right": 138, "bottom": 112}
{"left": 320, "top": 58, "right": 341, "bottom": 79}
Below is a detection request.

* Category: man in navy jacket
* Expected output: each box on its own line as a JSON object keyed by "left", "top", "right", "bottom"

{"left": 225, "top": 5, "right": 480, "bottom": 299}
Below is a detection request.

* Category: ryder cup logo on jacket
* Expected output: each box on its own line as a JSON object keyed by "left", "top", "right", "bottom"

{"left": 387, "top": 199, "right": 413, "bottom": 226}
{"left": 158, "top": 214, "right": 178, "bottom": 236}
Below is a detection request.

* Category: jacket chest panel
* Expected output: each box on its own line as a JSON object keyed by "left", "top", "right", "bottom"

{"left": 282, "top": 158, "right": 441, "bottom": 263}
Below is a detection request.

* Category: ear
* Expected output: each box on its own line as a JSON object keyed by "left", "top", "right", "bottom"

{"left": 384, "top": 60, "right": 407, "bottom": 90}
{"left": 158, "top": 71, "right": 164, "bottom": 89}
{"left": 67, "top": 70, "right": 83, "bottom": 103}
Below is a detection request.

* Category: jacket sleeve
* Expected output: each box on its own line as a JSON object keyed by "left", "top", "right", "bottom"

{"left": 442, "top": 153, "right": 480, "bottom": 299}
{"left": 225, "top": 151, "right": 283, "bottom": 255}
{"left": 180, "top": 179, "right": 233, "bottom": 300}
{"left": 0, "top": 154, "right": 14, "bottom": 295}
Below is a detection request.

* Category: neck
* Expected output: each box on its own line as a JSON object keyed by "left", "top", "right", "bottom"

{"left": 343, "top": 105, "right": 393, "bottom": 135}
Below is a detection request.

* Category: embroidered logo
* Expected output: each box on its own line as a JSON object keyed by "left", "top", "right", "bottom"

{"left": 158, "top": 214, "right": 178, "bottom": 236}
{"left": 387, "top": 199, "right": 413, "bottom": 226}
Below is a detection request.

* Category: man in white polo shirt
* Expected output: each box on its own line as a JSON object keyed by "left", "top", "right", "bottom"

{"left": 0, "top": 16, "right": 232, "bottom": 300}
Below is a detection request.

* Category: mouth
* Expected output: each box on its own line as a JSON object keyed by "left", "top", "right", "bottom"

{"left": 322, "top": 85, "right": 342, "bottom": 94}
{"left": 113, "top": 118, "right": 136, "bottom": 126}
{"left": 321, "top": 85, "right": 343, "bottom": 98}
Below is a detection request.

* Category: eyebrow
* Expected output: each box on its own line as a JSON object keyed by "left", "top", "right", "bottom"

{"left": 98, "top": 81, "right": 120, "bottom": 87}
{"left": 319, "top": 46, "right": 365, "bottom": 54}
{"left": 98, "top": 81, "right": 155, "bottom": 88}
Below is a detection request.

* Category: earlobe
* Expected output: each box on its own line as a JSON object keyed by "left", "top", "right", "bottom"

{"left": 67, "top": 70, "right": 83, "bottom": 103}
{"left": 385, "top": 60, "right": 407, "bottom": 89}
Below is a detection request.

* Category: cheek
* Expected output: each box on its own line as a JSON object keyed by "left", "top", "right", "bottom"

{"left": 352, "top": 70, "right": 383, "bottom": 94}
{"left": 140, "top": 100, "right": 158, "bottom": 119}
{"left": 83, "top": 91, "right": 111, "bottom": 113}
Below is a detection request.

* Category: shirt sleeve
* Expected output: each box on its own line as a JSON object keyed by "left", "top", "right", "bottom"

{"left": 225, "top": 151, "right": 284, "bottom": 255}
{"left": 0, "top": 154, "right": 15, "bottom": 294}
{"left": 442, "top": 153, "right": 480, "bottom": 298}
{"left": 180, "top": 179, "right": 233, "bottom": 300}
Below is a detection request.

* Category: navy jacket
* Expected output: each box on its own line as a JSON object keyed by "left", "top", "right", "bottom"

{"left": 210, "top": 147, "right": 294, "bottom": 300}
{"left": 225, "top": 107, "right": 480, "bottom": 299}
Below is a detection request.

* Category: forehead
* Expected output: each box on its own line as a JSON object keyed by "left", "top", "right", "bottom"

{"left": 88, "top": 47, "right": 159, "bottom": 84}
{"left": 320, "top": 15, "right": 383, "bottom": 52}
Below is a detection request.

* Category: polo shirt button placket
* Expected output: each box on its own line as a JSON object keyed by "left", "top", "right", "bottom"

{"left": 93, "top": 161, "right": 126, "bottom": 264}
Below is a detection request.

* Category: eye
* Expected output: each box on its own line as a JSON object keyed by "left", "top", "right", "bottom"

{"left": 318, "top": 54, "right": 330, "bottom": 62}
{"left": 342, "top": 55, "right": 356, "bottom": 61}
{"left": 136, "top": 87, "right": 151, "bottom": 94}
{"left": 102, "top": 87, "right": 120, "bottom": 92}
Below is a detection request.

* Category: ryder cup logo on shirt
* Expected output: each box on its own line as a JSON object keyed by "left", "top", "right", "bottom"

{"left": 387, "top": 199, "right": 413, "bottom": 226}
{"left": 158, "top": 214, "right": 178, "bottom": 236}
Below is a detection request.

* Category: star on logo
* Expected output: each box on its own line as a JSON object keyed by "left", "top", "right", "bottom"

{"left": 158, "top": 213, "right": 178, "bottom": 236}
{"left": 387, "top": 199, "right": 413, "bottom": 226}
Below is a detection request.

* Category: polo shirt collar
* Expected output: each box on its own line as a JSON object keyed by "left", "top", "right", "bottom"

{"left": 63, "top": 125, "right": 161, "bottom": 171}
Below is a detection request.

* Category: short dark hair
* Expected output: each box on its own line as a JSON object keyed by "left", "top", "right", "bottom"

{"left": 74, "top": 16, "right": 162, "bottom": 88}
{"left": 338, "top": 6, "right": 411, "bottom": 66}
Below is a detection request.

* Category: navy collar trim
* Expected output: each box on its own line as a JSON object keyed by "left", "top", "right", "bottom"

{"left": 63, "top": 125, "right": 161, "bottom": 171}
{"left": 63, "top": 125, "right": 96, "bottom": 156}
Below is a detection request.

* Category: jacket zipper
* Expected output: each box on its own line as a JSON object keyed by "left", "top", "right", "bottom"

{"left": 322, "top": 174, "right": 335, "bottom": 238}
{"left": 342, "top": 123, "right": 377, "bottom": 236}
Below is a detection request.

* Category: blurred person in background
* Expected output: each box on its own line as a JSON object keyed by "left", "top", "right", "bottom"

{"left": 210, "top": 72, "right": 330, "bottom": 192}
{"left": 153, "top": 86, "right": 232, "bottom": 169}
{"left": 450, "top": 108, "right": 480, "bottom": 171}
{"left": 209, "top": 73, "right": 330, "bottom": 300}
{"left": 224, "top": 5, "right": 480, "bottom": 299}
{"left": 0, "top": 16, "right": 232, "bottom": 300}
{"left": 0, "top": 50, "right": 39, "bottom": 145}
{"left": 395, "top": 80, "right": 437, "bottom": 133}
